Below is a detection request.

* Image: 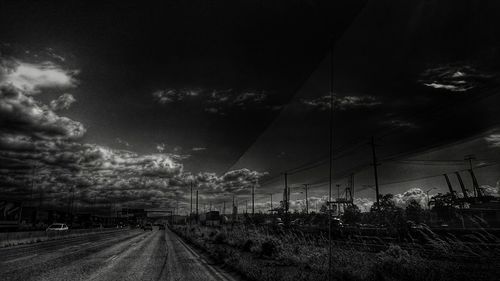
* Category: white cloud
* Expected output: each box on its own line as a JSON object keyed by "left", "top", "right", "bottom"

{"left": 419, "top": 64, "right": 496, "bottom": 93}
{"left": 0, "top": 85, "right": 85, "bottom": 139}
{"left": 115, "top": 137, "right": 132, "bottom": 148}
{"left": 482, "top": 181, "right": 500, "bottom": 197}
{"left": 392, "top": 187, "right": 430, "bottom": 208}
{"left": 0, "top": 60, "right": 77, "bottom": 94}
{"left": 0, "top": 58, "right": 84, "bottom": 139}
{"left": 50, "top": 93, "right": 76, "bottom": 111}
{"left": 156, "top": 143, "right": 166, "bottom": 152}
{"left": 485, "top": 133, "right": 500, "bottom": 147}
{"left": 192, "top": 147, "right": 206, "bottom": 151}
{"left": 152, "top": 88, "right": 201, "bottom": 104}
{"left": 302, "top": 95, "right": 381, "bottom": 111}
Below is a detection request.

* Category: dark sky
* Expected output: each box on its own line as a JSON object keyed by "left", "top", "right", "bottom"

{"left": 1, "top": 0, "right": 499, "bottom": 213}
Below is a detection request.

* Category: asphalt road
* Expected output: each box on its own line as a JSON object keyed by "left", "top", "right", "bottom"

{"left": 0, "top": 228, "right": 238, "bottom": 281}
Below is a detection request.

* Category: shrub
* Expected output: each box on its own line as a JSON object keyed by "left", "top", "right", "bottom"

{"left": 242, "top": 239, "right": 254, "bottom": 252}
{"left": 260, "top": 237, "right": 283, "bottom": 257}
{"left": 214, "top": 232, "right": 227, "bottom": 244}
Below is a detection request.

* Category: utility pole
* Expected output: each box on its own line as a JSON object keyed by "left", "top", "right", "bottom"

{"left": 196, "top": 190, "right": 199, "bottom": 221}
{"left": 269, "top": 193, "right": 273, "bottom": 212}
{"left": 190, "top": 182, "right": 193, "bottom": 216}
{"left": 303, "top": 184, "right": 309, "bottom": 214}
{"left": 283, "top": 172, "right": 289, "bottom": 217}
{"left": 349, "top": 173, "right": 355, "bottom": 199}
{"left": 327, "top": 46, "right": 334, "bottom": 281}
{"left": 252, "top": 182, "right": 255, "bottom": 216}
{"left": 370, "top": 136, "right": 380, "bottom": 210}
{"left": 223, "top": 201, "right": 226, "bottom": 215}
{"left": 30, "top": 164, "right": 36, "bottom": 202}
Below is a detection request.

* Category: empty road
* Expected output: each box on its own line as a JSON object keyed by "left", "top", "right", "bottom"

{"left": 0, "top": 228, "right": 238, "bottom": 281}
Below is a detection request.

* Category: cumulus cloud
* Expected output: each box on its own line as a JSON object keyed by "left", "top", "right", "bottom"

{"left": 0, "top": 59, "right": 77, "bottom": 94}
{"left": 482, "top": 181, "right": 500, "bottom": 197}
{"left": 194, "top": 169, "right": 268, "bottom": 195}
{"left": 50, "top": 93, "right": 76, "bottom": 111}
{"left": 301, "top": 95, "right": 381, "bottom": 111}
{"left": 0, "top": 85, "right": 85, "bottom": 139}
{"left": 419, "top": 64, "right": 497, "bottom": 93}
{"left": 392, "top": 187, "right": 430, "bottom": 208}
{"left": 485, "top": 133, "right": 500, "bottom": 147}
{"left": 0, "top": 58, "right": 84, "bottom": 140}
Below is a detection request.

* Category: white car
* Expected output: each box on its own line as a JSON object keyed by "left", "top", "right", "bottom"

{"left": 46, "top": 223, "right": 69, "bottom": 232}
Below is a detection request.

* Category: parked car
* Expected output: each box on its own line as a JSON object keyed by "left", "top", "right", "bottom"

{"left": 142, "top": 223, "right": 153, "bottom": 231}
{"left": 46, "top": 223, "right": 69, "bottom": 232}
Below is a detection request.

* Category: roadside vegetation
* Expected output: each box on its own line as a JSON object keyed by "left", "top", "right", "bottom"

{"left": 172, "top": 194, "right": 500, "bottom": 281}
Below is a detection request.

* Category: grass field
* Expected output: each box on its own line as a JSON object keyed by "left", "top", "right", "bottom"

{"left": 172, "top": 224, "right": 500, "bottom": 281}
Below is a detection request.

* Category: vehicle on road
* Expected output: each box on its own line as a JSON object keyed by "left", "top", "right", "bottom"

{"left": 142, "top": 223, "right": 153, "bottom": 231}
{"left": 159, "top": 224, "right": 165, "bottom": 230}
{"left": 46, "top": 223, "right": 69, "bottom": 232}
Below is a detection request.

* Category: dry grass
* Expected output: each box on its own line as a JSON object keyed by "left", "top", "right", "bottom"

{"left": 173, "top": 224, "right": 500, "bottom": 281}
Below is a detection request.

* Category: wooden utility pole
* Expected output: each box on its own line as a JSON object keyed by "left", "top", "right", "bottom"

{"left": 283, "top": 172, "right": 289, "bottom": 215}
{"left": 303, "top": 184, "right": 309, "bottom": 214}
{"left": 196, "top": 190, "right": 199, "bottom": 219}
{"left": 252, "top": 182, "right": 255, "bottom": 216}
{"left": 370, "top": 136, "right": 380, "bottom": 210}
{"left": 327, "top": 46, "right": 334, "bottom": 281}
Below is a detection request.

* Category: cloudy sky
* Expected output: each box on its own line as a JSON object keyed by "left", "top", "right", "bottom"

{"left": 1, "top": 0, "right": 499, "bottom": 214}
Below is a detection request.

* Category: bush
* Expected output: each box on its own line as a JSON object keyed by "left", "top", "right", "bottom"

{"left": 260, "top": 237, "right": 283, "bottom": 257}
{"left": 242, "top": 239, "right": 254, "bottom": 252}
{"left": 214, "top": 232, "right": 227, "bottom": 244}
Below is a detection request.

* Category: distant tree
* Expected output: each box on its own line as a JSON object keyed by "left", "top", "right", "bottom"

{"left": 370, "top": 194, "right": 397, "bottom": 213}
{"left": 319, "top": 204, "right": 328, "bottom": 214}
{"left": 370, "top": 194, "right": 405, "bottom": 231}
{"left": 429, "top": 192, "right": 458, "bottom": 222}
{"left": 405, "top": 199, "right": 424, "bottom": 223}
{"left": 342, "top": 204, "right": 361, "bottom": 224}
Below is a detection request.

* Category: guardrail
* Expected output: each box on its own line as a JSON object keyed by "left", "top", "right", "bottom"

{"left": 0, "top": 227, "right": 129, "bottom": 248}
